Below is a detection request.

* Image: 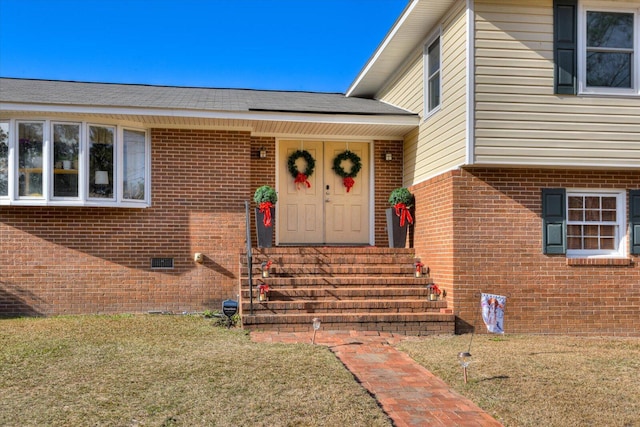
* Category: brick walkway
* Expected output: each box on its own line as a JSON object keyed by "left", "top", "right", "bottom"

{"left": 251, "top": 330, "right": 503, "bottom": 427}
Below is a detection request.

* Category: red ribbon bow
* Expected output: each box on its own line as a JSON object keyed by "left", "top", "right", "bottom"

{"left": 430, "top": 284, "right": 441, "bottom": 295}
{"left": 343, "top": 177, "right": 355, "bottom": 192}
{"left": 294, "top": 172, "right": 311, "bottom": 189}
{"left": 259, "top": 201, "right": 273, "bottom": 227}
{"left": 415, "top": 262, "right": 424, "bottom": 273}
{"left": 394, "top": 203, "right": 413, "bottom": 227}
{"left": 258, "top": 282, "right": 270, "bottom": 294}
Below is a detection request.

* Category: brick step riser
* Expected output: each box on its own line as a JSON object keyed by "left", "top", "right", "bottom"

{"left": 245, "top": 248, "right": 416, "bottom": 256}
{"left": 241, "top": 278, "right": 432, "bottom": 286}
{"left": 240, "top": 290, "right": 434, "bottom": 299}
{"left": 242, "top": 307, "right": 445, "bottom": 314}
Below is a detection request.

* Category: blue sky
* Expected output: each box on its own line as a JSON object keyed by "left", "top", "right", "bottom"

{"left": 0, "top": 0, "right": 407, "bottom": 93}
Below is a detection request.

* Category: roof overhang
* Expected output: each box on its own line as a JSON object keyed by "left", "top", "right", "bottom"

{"left": 0, "top": 102, "right": 419, "bottom": 140}
{"left": 347, "top": 0, "right": 457, "bottom": 98}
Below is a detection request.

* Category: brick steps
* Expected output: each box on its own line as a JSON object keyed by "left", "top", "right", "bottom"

{"left": 239, "top": 247, "right": 454, "bottom": 335}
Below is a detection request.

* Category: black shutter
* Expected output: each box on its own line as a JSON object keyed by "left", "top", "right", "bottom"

{"left": 554, "top": 0, "right": 578, "bottom": 95}
{"left": 630, "top": 190, "right": 640, "bottom": 255}
{"left": 542, "top": 188, "right": 566, "bottom": 254}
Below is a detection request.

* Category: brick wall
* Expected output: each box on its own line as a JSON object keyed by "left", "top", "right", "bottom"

{"left": 411, "top": 168, "right": 640, "bottom": 336}
{"left": 373, "top": 140, "right": 404, "bottom": 246}
{"left": 0, "top": 129, "right": 251, "bottom": 316}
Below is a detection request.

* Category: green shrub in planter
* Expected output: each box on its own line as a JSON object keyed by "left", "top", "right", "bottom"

{"left": 254, "top": 185, "right": 278, "bottom": 204}
{"left": 388, "top": 187, "right": 413, "bottom": 207}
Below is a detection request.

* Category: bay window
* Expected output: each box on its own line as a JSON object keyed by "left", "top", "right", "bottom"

{"left": 0, "top": 119, "right": 150, "bottom": 207}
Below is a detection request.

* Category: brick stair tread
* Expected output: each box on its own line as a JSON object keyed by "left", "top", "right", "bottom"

{"left": 243, "top": 256, "right": 421, "bottom": 267}
{"left": 242, "top": 299, "right": 445, "bottom": 308}
{"left": 242, "top": 277, "right": 432, "bottom": 286}
{"left": 243, "top": 268, "right": 422, "bottom": 276}
{"left": 244, "top": 247, "right": 416, "bottom": 256}
{"left": 240, "top": 287, "right": 432, "bottom": 298}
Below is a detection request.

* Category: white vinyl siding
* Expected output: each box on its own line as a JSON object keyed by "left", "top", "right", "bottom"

{"left": 474, "top": 0, "right": 640, "bottom": 168}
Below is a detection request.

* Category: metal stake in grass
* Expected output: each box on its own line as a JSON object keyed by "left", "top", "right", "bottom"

{"left": 311, "top": 318, "right": 321, "bottom": 345}
{"left": 458, "top": 352, "right": 472, "bottom": 384}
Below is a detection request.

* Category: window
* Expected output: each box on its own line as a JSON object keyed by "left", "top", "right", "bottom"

{"left": 89, "top": 125, "right": 115, "bottom": 199}
{"left": 18, "top": 121, "right": 44, "bottom": 198}
{"left": 0, "top": 122, "right": 8, "bottom": 197}
{"left": 542, "top": 188, "right": 627, "bottom": 257}
{"left": 579, "top": 3, "right": 639, "bottom": 95}
{"left": 424, "top": 35, "right": 441, "bottom": 115}
{"left": 553, "top": 1, "right": 639, "bottom": 95}
{"left": 123, "top": 129, "right": 146, "bottom": 200}
{"left": 0, "top": 119, "right": 150, "bottom": 207}
{"left": 567, "top": 192, "right": 624, "bottom": 255}
{"left": 53, "top": 123, "right": 80, "bottom": 198}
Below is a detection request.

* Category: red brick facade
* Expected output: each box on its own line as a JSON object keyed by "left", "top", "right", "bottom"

{"left": 0, "top": 130, "right": 403, "bottom": 316}
{"left": 1, "top": 129, "right": 251, "bottom": 315}
{"left": 411, "top": 168, "right": 640, "bottom": 336}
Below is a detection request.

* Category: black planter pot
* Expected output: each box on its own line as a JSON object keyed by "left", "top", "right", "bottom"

{"left": 255, "top": 207, "right": 275, "bottom": 248}
{"left": 386, "top": 208, "right": 408, "bottom": 248}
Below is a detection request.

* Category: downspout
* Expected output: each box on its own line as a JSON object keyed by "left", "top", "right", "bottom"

{"left": 466, "top": 0, "right": 476, "bottom": 165}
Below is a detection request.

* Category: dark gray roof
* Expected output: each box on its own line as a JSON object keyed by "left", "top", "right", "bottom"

{"left": 0, "top": 78, "right": 414, "bottom": 116}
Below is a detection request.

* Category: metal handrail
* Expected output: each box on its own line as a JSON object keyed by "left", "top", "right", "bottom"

{"left": 245, "top": 201, "right": 254, "bottom": 315}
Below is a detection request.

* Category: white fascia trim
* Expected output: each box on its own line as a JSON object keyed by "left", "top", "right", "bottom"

{"left": 0, "top": 102, "right": 419, "bottom": 127}
{"left": 465, "top": 0, "right": 475, "bottom": 165}
{"left": 346, "top": 0, "right": 420, "bottom": 97}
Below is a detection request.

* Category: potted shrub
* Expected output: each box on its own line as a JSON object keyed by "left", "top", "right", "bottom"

{"left": 254, "top": 185, "right": 277, "bottom": 248}
{"left": 386, "top": 187, "right": 414, "bottom": 248}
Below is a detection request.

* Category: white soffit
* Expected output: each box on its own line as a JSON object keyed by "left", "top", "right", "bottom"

{"left": 347, "top": 0, "right": 457, "bottom": 98}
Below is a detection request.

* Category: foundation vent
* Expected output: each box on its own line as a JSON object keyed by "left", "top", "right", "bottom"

{"left": 151, "top": 258, "right": 174, "bottom": 269}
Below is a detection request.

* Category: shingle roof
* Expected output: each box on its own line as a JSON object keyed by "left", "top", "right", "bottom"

{"left": 0, "top": 78, "right": 414, "bottom": 116}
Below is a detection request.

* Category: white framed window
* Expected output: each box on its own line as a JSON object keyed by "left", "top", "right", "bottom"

{"left": 0, "top": 119, "right": 150, "bottom": 207}
{"left": 0, "top": 121, "right": 9, "bottom": 198}
{"left": 578, "top": 2, "right": 640, "bottom": 95}
{"left": 566, "top": 189, "right": 626, "bottom": 257}
{"left": 424, "top": 32, "right": 441, "bottom": 116}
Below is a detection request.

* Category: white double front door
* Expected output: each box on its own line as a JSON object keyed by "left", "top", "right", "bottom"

{"left": 277, "top": 140, "right": 370, "bottom": 245}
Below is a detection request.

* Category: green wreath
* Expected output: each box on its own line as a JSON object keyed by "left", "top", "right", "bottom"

{"left": 287, "top": 150, "right": 315, "bottom": 179}
{"left": 332, "top": 150, "right": 362, "bottom": 178}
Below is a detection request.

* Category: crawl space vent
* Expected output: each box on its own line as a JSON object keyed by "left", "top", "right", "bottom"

{"left": 151, "top": 258, "right": 174, "bottom": 269}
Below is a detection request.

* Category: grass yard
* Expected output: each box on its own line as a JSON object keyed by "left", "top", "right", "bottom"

{"left": 399, "top": 334, "right": 640, "bottom": 427}
{"left": 0, "top": 315, "right": 391, "bottom": 427}
{"left": 3, "top": 316, "right": 639, "bottom": 427}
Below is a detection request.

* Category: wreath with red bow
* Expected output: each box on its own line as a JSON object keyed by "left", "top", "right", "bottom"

{"left": 287, "top": 150, "right": 315, "bottom": 189}
{"left": 332, "top": 150, "right": 362, "bottom": 192}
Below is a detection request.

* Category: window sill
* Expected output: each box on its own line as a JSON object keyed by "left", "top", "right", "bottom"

{"left": 0, "top": 199, "right": 150, "bottom": 208}
{"left": 566, "top": 258, "right": 633, "bottom": 267}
